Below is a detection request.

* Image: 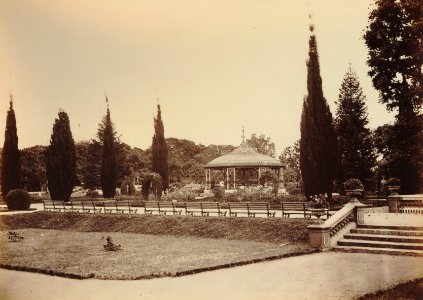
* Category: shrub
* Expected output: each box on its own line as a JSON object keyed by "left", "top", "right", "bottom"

{"left": 221, "top": 193, "right": 241, "bottom": 202}
{"left": 343, "top": 178, "right": 364, "bottom": 191}
{"left": 212, "top": 186, "right": 225, "bottom": 200}
{"left": 288, "top": 188, "right": 302, "bottom": 195}
{"left": 86, "top": 188, "right": 100, "bottom": 198}
{"left": 161, "top": 187, "right": 196, "bottom": 202}
{"left": 276, "top": 194, "right": 306, "bottom": 203}
{"left": 5, "top": 189, "right": 31, "bottom": 211}
{"left": 331, "top": 195, "right": 351, "bottom": 208}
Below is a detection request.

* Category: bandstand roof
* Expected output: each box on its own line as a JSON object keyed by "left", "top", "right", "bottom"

{"left": 205, "top": 142, "right": 284, "bottom": 168}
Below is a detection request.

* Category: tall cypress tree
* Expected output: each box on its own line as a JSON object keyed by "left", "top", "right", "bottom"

{"left": 152, "top": 104, "right": 169, "bottom": 192}
{"left": 300, "top": 25, "right": 338, "bottom": 200}
{"left": 335, "top": 66, "right": 375, "bottom": 189}
{"left": 1, "top": 96, "right": 21, "bottom": 196}
{"left": 46, "top": 110, "right": 76, "bottom": 201}
{"left": 100, "top": 98, "right": 117, "bottom": 198}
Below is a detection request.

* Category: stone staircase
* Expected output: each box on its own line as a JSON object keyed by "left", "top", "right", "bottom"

{"left": 334, "top": 224, "right": 423, "bottom": 256}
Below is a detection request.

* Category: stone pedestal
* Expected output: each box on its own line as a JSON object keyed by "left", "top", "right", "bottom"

{"left": 387, "top": 196, "right": 399, "bottom": 213}
{"left": 308, "top": 227, "right": 331, "bottom": 250}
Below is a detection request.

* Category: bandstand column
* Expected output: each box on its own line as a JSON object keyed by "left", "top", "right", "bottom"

{"left": 279, "top": 167, "right": 284, "bottom": 189}
{"left": 258, "top": 167, "right": 261, "bottom": 186}
{"left": 205, "top": 169, "right": 208, "bottom": 189}
{"left": 233, "top": 168, "right": 236, "bottom": 189}
{"left": 226, "top": 168, "right": 229, "bottom": 190}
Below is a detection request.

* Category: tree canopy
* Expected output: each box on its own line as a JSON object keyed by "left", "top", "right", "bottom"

{"left": 300, "top": 26, "right": 338, "bottom": 199}
{"left": 46, "top": 110, "right": 76, "bottom": 201}
{"left": 364, "top": 0, "right": 423, "bottom": 193}
{"left": 364, "top": 0, "right": 422, "bottom": 115}
{"left": 1, "top": 98, "right": 21, "bottom": 196}
{"left": 151, "top": 104, "right": 169, "bottom": 192}
{"left": 246, "top": 134, "right": 276, "bottom": 157}
{"left": 100, "top": 100, "right": 118, "bottom": 198}
{"left": 335, "top": 66, "right": 375, "bottom": 189}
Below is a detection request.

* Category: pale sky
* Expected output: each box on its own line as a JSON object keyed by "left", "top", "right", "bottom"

{"left": 0, "top": 0, "right": 393, "bottom": 155}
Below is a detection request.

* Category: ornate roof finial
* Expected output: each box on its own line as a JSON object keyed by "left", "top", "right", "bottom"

{"left": 241, "top": 126, "right": 246, "bottom": 143}
{"left": 9, "top": 94, "right": 13, "bottom": 109}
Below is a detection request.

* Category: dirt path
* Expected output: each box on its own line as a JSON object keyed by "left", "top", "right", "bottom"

{"left": 0, "top": 252, "right": 422, "bottom": 300}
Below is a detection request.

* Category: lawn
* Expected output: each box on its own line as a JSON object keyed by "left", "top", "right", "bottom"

{"left": 356, "top": 277, "right": 423, "bottom": 300}
{"left": 0, "top": 212, "right": 316, "bottom": 279}
{"left": 0, "top": 228, "right": 314, "bottom": 280}
{"left": 0, "top": 211, "right": 316, "bottom": 244}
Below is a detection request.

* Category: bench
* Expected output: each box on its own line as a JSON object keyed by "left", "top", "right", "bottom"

{"left": 43, "top": 201, "right": 66, "bottom": 212}
{"left": 228, "top": 202, "right": 275, "bottom": 217}
{"left": 66, "top": 201, "right": 84, "bottom": 212}
{"left": 83, "top": 201, "right": 103, "bottom": 213}
{"left": 185, "top": 202, "right": 227, "bottom": 217}
{"left": 280, "top": 202, "right": 311, "bottom": 218}
{"left": 98, "top": 201, "right": 138, "bottom": 214}
{"left": 100, "top": 201, "right": 125, "bottom": 214}
{"left": 144, "top": 201, "right": 182, "bottom": 215}
{"left": 117, "top": 201, "right": 138, "bottom": 214}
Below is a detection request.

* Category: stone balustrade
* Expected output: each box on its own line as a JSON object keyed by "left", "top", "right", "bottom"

{"left": 307, "top": 199, "right": 367, "bottom": 250}
{"left": 387, "top": 194, "right": 423, "bottom": 213}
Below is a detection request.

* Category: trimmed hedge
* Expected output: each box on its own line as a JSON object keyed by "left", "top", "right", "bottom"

{"left": 5, "top": 189, "right": 31, "bottom": 211}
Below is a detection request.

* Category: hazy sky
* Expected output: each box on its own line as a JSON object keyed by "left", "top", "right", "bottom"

{"left": 0, "top": 0, "right": 393, "bottom": 155}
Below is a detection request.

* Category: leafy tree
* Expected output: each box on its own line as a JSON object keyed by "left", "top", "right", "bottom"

{"left": 335, "top": 66, "right": 376, "bottom": 189}
{"left": 76, "top": 140, "right": 102, "bottom": 189}
{"left": 279, "top": 140, "right": 301, "bottom": 183}
{"left": 100, "top": 100, "right": 118, "bottom": 198}
{"left": 245, "top": 134, "right": 276, "bottom": 157}
{"left": 167, "top": 138, "right": 205, "bottom": 184}
{"left": 46, "top": 110, "right": 76, "bottom": 200}
{"left": 151, "top": 104, "right": 169, "bottom": 192}
{"left": 364, "top": 0, "right": 423, "bottom": 193}
{"left": 141, "top": 172, "right": 162, "bottom": 200}
{"left": 279, "top": 140, "right": 302, "bottom": 192}
{"left": 1, "top": 97, "right": 21, "bottom": 196}
{"left": 21, "top": 146, "right": 47, "bottom": 192}
{"left": 118, "top": 143, "right": 150, "bottom": 184}
{"left": 300, "top": 25, "right": 338, "bottom": 200}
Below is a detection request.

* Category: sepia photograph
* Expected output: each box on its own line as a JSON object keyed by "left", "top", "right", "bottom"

{"left": 0, "top": 0, "right": 422, "bottom": 299}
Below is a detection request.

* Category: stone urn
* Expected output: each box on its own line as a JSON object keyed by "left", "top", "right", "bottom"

{"left": 388, "top": 186, "right": 400, "bottom": 196}
{"left": 345, "top": 189, "right": 364, "bottom": 197}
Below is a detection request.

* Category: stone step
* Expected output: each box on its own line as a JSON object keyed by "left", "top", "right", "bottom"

{"left": 351, "top": 228, "right": 423, "bottom": 236}
{"left": 337, "top": 239, "right": 423, "bottom": 250}
{"left": 332, "top": 245, "right": 423, "bottom": 257}
{"left": 344, "top": 233, "right": 423, "bottom": 243}
{"left": 358, "top": 224, "right": 423, "bottom": 231}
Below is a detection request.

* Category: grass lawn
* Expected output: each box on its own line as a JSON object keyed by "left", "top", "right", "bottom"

{"left": 356, "top": 277, "right": 423, "bottom": 300}
{"left": 0, "top": 211, "right": 315, "bottom": 244}
{"left": 0, "top": 228, "right": 313, "bottom": 280}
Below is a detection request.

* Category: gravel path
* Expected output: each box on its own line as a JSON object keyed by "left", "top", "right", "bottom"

{"left": 0, "top": 252, "right": 422, "bottom": 300}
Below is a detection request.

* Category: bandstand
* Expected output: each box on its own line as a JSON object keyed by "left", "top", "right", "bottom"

{"left": 204, "top": 142, "right": 285, "bottom": 193}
